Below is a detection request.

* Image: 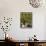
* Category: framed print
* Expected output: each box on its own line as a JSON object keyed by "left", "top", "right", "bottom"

{"left": 20, "top": 12, "right": 32, "bottom": 28}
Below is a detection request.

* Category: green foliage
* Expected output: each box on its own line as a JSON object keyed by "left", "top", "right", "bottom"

{"left": 20, "top": 12, "right": 32, "bottom": 25}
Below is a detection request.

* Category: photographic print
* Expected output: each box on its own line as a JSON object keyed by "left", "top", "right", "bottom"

{"left": 20, "top": 12, "right": 32, "bottom": 28}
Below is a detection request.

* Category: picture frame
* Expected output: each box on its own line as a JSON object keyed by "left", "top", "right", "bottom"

{"left": 20, "top": 12, "right": 32, "bottom": 28}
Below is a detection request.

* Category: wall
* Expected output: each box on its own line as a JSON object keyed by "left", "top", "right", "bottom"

{"left": 0, "top": 0, "right": 46, "bottom": 40}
